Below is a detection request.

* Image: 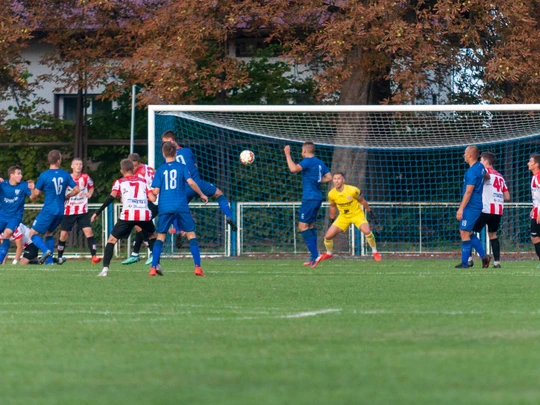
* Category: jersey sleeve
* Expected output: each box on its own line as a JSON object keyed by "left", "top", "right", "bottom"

{"left": 151, "top": 168, "right": 162, "bottom": 189}
{"left": 111, "top": 179, "right": 121, "bottom": 194}
{"left": 351, "top": 187, "right": 361, "bottom": 199}
{"left": 182, "top": 165, "right": 191, "bottom": 182}
{"left": 87, "top": 175, "right": 94, "bottom": 189}
{"left": 298, "top": 159, "right": 307, "bottom": 171}
{"left": 464, "top": 167, "right": 480, "bottom": 186}
{"left": 24, "top": 182, "right": 31, "bottom": 197}
{"left": 35, "top": 173, "right": 45, "bottom": 191}
{"left": 67, "top": 173, "right": 77, "bottom": 188}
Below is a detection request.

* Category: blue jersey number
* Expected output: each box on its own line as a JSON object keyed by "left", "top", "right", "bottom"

{"left": 52, "top": 177, "right": 64, "bottom": 195}
{"left": 163, "top": 169, "right": 177, "bottom": 190}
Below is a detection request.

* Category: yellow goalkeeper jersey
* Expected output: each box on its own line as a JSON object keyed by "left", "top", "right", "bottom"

{"left": 328, "top": 184, "right": 362, "bottom": 216}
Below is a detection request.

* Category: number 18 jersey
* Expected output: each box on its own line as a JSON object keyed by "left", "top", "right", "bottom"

{"left": 152, "top": 161, "right": 192, "bottom": 214}
{"left": 111, "top": 175, "right": 152, "bottom": 221}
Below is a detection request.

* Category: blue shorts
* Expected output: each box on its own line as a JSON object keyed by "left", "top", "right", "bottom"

{"left": 299, "top": 199, "right": 322, "bottom": 224}
{"left": 186, "top": 180, "right": 217, "bottom": 202}
{"left": 32, "top": 212, "right": 64, "bottom": 234}
{"left": 0, "top": 215, "right": 22, "bottom": 233}
{"left": 459, "top": 208, "right": 482, "bottom": 232}
{"left": 157, "top": 212, "right": 195, "bottom": 234}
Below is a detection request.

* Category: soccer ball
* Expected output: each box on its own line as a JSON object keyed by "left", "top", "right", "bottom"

{"left": 240, "top": 150, "right": 255, "bottom": 165}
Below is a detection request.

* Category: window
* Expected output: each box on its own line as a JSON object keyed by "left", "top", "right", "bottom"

{"left": 55, "top": 94, "right": 115, "bottom": 121}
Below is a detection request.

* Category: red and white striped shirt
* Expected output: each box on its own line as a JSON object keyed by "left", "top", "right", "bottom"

{"left": 112, "top": 176, "right": 153, "bottom": 221}
{"left": 482, "top": 168, "right": 508, "bottom": 215}
{"left": 1, "top": 223, "right": 31, "bottom": 248}
{"left": 64, "top": 173, "right": 94, "bottom": 215}
{"left": 531, "top": 172, "right": 540, "bottom": 219}
{"left": 134, "top": 163, "right": 155, "bottom": 188}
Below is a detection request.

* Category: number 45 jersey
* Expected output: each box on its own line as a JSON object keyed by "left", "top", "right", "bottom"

{"left": 111, "top": 175, "right": 153, "bottom": 221}
{"left": 152, "top": 160, "right": 192, "bottom": 214}
{"left": 483, "top": 168, "right": 508, "bottom": 215}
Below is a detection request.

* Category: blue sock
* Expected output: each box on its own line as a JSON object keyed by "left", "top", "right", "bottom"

{"left": 470, "top": 234, "right": 486, "bottom": 258}
{"left": 461, "top": 240, "right": 472, "bottom": 265}
{"left": 301, "top": 230, "right": 319, "bottom": 260}
{"left": 216, "top": 195, "right": 232, "bottom": 218}
{"left": 31, "top": 235, "right": 47, "bottom": 253}
{"left": 0, "top": 238, "right": 10, "bottom": 263}
{"left": 45, "top": 236, "right": 54, "bottom": 264}
{"left": 152, "top": 240, "right": 163, "bottom": 268}
{"left": 189, "top": 238, "right": 201, "bottom": 267}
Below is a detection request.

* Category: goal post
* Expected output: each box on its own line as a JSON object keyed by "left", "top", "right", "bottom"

{"left": 148, "top": 104, "right": 540, "bottom": 258}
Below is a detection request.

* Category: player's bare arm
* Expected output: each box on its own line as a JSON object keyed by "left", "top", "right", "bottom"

{"left": 147, "top": 189, "right": 157, "bottom": 203}
{"left": 283, "top": 145, "right": 302, "bottom": 173}
{"left": 27, "top": 180, "right": 35, "bottom": 190}
{"left": 328, "top": 203, "right": 338, "bottom": 222}
{"left": 187, "top": 178, "right": 208, "bottom": 204}
{"left": 30, "top": 187, "right": 41, "bottom": 201}
{"left": 65, "top": 185, "right": 80, "bottom": 200}
{"left": 456, "top": 185, "right": 474, "bottom": 221}
{"left": 321, "top": 172, "right": 332, "bottom": 183}
{"left": 358, "top": 196, "right": 371, "bottom": 213}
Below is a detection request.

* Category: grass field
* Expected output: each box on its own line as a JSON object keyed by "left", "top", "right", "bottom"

{"left": 2, "top": 258, "right": 540, "bottom": 405}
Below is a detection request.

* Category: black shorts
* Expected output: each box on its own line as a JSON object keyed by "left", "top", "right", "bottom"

{"left": 22, "top": 244, "right": 39, "bottom": 261}
{"left": 149, "top": 202, "right": 158, "bottom": 219}
{"left": 472, "top": 213, "right": 502, "bottom": 233}
{"left": 531, "top": 219, "right": 540, "bottom": 238}
{"left": 111, "top": 219, "right": 155, "bottom": 240}
{"left": 61, "top": 213, "right": 92, "bottom": 232}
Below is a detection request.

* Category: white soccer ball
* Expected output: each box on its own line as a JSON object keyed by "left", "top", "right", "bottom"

{"left": 240, "top": 150, "right": 255, "bottom": 165}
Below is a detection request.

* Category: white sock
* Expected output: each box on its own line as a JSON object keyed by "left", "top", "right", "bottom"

{"left": 372, "top": 247, "right": 378, "bottom": 253}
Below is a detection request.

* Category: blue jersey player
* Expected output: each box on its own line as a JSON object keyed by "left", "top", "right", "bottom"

{"left": 150, "top": 142, "right": 209, "bottom": 277}
{"left": 29, "top": 150, "right": 79, "bottom": 264}
{"left": 284, "top": 142, "right": 332, "bottom": 268}
{"left": 161, "top": 131, "right": 237, "bottom": 232}
{"left": 0, "top": 166, "right": 34, "bottom": 264}
{"left": 455, "top": 145, "right": 491, "bottom": 269}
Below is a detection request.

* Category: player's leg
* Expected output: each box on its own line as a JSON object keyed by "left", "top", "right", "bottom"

{"left": 79, "top": 214, "right": 100, "bottom": 263}
{"left": 99, "top": 220, "right": 133, "bottom": 276}
{"left": 44, "top": 215, "right": 63, "bottom": 265}
{"left": 486, "top": 215, "right": 502, "bottom": 268}
{"left": 122, "top": 225, "right": 143, "bottom": 264}
{"left": 298, "top": 200, "right": 322, "bottom": 266}
{"left": 311, "top": 223, "right": 343, "bottom": 268}
{"left": 458, "top": 209, "right": 485, "bottom": 268}
{"left": 57, "top": 215, "right": 75, "bottom": 261}
{"left": 211, "top": 187, "right": 237, "bottom": 232}
{"left": 29, "top": 213, "right": 53, "bottom": 264}
{"left": 0, "top": 220, "right": 12, "bottom": 264}
{"left": 151, "top": 214, "right": 174, "bottom": 275}
{"left": 531, "top": 219, "right": 540, "bottom": 267}
{"left": 18, "top": 244, "right": 39, "bottom": 266}
{"left": 359, "top": 221, "right": 381, "bottom": 261}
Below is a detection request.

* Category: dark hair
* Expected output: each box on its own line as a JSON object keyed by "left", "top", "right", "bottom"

{"left": 128, "top": 153, "right": 141, "bottom": 163}
{"left": 303, "top": 142, "right": 315, "bottom": 154}
{"left": 333, "top": 172, "right": 346, "bottom": 178}
{"left": 161, "top": 130, "right": 177, "bottom": 142}
{"left": 481, "top": 151, "right": 496, "bottom": 166}
{"left": 48, "top": 150, "right": 61, "bottom": 165}
{"left": 162, "top": 142, "right": 177, "bottom": 158}
{"left": 532, "top": 154, "right": 540, "bottom": 167}
{"left": 120, "top": 159, "right": 134, "bottom": 173}
{"left": 7, "top": 165, "right": 21, "bottom": 179}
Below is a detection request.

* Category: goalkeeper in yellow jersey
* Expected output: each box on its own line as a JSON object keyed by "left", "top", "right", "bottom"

{"left": 312, "top": 172, "right": 381, "bottom": 267}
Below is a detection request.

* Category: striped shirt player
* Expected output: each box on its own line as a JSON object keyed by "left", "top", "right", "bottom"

{"left": 91, "top": 158, "right": 157, "bottom": 277}
{"left": 57, "top": 158, "right": 100, "bottom": 265}
{"left": 471, "top": 152, "right": 510, "bottom": 268}
{"left": 528, "top": 154, "right": 540, "bottom": 264}
{"left": 7, "top": 223, "right": 61, "bottom": 266}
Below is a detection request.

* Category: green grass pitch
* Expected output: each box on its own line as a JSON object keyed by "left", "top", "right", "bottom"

{"left": 1, "top": 258, "right": 540, "bottom": 405}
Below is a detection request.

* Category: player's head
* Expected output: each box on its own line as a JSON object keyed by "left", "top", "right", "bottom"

{"left": 528, "top": 154, "right": 540, "bottom": 173}
{"left": 162, "top": 142, "right": 177, "bottom": 159}
{"left": 480, "top": 152, "right": 496, "bottom": 168}
{"left": 120, "top": 158, "right": 134, "bottom": 175}
{"left": 161, "top": 131, "right": 177, "bottom": 145}
{"left": 128, "top": 153, "right": 141, "bottom": 172}
{"left": 7, "top": 165, "right": 22, "bottom": 184}
{"left": 464, "top": 145, "right": 479, "bottom": 162}
{"left": 71, "top": 158, "right": 83, "bottom": 174}
{"left": 302, "top": 142, "right": 315, "bottom": 157}
{"left": 48, "top": 150, "right": 62, "bottom": 165}
{"left": 332, "top": 172, "right": 345, "bottom": 188}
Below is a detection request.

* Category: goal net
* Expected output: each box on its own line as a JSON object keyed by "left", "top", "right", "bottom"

{"left": 148, "top": 105, "right": 540, "bottom": 258}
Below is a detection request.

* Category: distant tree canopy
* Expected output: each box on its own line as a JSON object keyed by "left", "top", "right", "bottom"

{"left": 2, "top": 0, "right": 540, "bottom": 106}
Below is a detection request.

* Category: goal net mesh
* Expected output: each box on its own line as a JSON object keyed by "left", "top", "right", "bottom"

{"left": 152, "top": 107, "right": 540, "bottom": 258}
